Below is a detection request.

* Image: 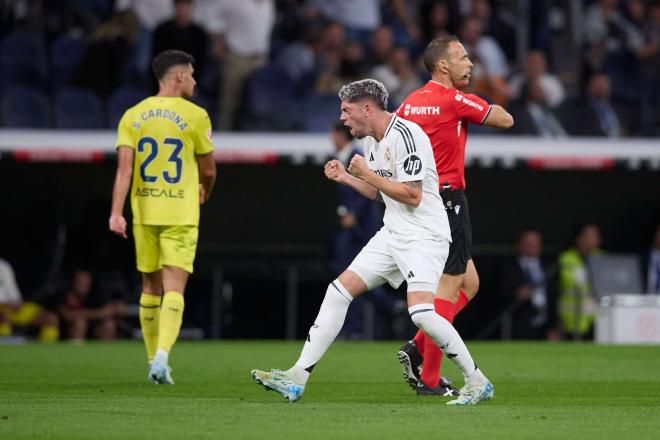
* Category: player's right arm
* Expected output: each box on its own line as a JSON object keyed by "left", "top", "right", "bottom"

{"left": 109, "top": 110, "right": 135, "bottom": 239}
{"left": 109, "top": 146, "right": 134, "bottom": 239}
{"left": 324, "top": 159, "right": 380, "bottom": 201}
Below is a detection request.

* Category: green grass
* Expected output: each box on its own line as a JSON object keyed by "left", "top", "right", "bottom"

{"left": 1, "top": 341, "right": 659, "bottom": 439}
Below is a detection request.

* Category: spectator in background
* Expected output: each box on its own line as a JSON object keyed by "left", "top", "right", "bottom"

{"left": 626, "top": 0, "right": 647, "bottom": 28}
{"left": 152, "top": 0, "right": 208, "bottom": 83}
{"left": 195, "top": 0, "right": 275, "bottom": 130}
{"left": 330, "top": 121, "right": 382, "bottom": 271}
{"left": 366, "top": 25, "right": 395, "bottom": 68}
{"left": 276, "top": 25, "right": 323, "bottom": 82}
{"left": 420, "top": 0, "right": 452, "bottom": 43}
{"left": 584, "top": 0, "right": 643, "bottom": 73}
{"left": 316, "top": 40, "right": 367, "bottom": 95}
{"left": 499, "top": 230, "right": 559, "bottom": 340}
{"left": 0, "top": 258, "right": 59, "bottom": 341}
{"left": 56, "top": 269, "right": 126, "bottom": 342}
{"left": 371, "top": 46, "right": 423, "bottom": 109}
{"left": 560, "top": 72, "right": 627, "bottom": 137}
{"left": 115, "top": 0, "right": 174, "bottom": 77}
{"left": 73, "top": 9, "right": 140, "bottom": 98}
{"left": 508, "top": 50, "right": 566, "bottom": 109}
{"left": 328, "top": 121, "right": 392, "bottom": 338}
{"left": 277, "top": 20, "right": 348, "bottom": 85}
{"left": 318, "top": 21, "right": 347, "bottom": 65}
{"left": 459, "top": 15, "right": 510, "bottom": 105}
{"left": 308, "top": 0, "right": 381, "bottom": 44}
{"left": 470, "top": 0, "right": 517, "bottom": 62}
{"left": 387, "top": 0, "right": 424, "bottom": 48}
{"left": 558, "top": 223, "right": 603, "bottom": 340}
{"left": 646, "top": 225, "right": 660, "bottom": 294}
{"left": 631, "top": 1, "right": 660, "bottom": 134}
{"left": 508, "top": 78, "right": 567, "bottom": 137}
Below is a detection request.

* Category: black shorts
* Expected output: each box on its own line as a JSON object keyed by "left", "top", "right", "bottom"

{"left": 440, "top": 188, "right": 472, "bottom": 275}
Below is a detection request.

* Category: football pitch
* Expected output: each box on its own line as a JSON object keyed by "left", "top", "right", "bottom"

{"left": 1, "top": 341, "right": 659, "bottom": 439}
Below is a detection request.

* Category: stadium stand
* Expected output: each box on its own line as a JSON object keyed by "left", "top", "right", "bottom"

{"left": 51, "top": 35, "right": 88, "bottom": 91}
{"left": 54, "top": 87, "right": 105, "bottom": 129}
{"left": 1, "top": 87, "right": 50, "bottom": 128}
{"left": 0, "top": 31, "right": 48, "bottom": 92}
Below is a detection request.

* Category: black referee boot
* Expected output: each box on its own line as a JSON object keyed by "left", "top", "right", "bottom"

{"left": 416, "top": 381, "right": 459, "bottom": 397}
{"left": 397, "top": 340, "right": 422, "bottom": 390}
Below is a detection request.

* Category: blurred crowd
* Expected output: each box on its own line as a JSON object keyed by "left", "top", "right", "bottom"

{"left": 3, "top": 223, "right": 659, "bottom": 342}
{"left": 0, "top": 0, "right": 658, "bottom": 135}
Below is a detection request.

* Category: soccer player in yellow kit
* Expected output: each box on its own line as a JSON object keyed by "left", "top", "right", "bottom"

{"left": 109, "top": 50, "right": 216, "bottom": 384}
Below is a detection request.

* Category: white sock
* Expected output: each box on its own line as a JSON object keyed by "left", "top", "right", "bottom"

{"left": 293, "top": 280, "right": 353, "bottom": 384}
{"left": 408, "top": 303, "right": 480, "bottom": 382}
{"left": 287, "top": 365, "right": 310, "bottom": 385}
{"left": 154, "top": 348, "right": 169, "bottom": 365}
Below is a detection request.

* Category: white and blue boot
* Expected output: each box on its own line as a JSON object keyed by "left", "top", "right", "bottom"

{"left": 251, "top": 369, "right": 305, "bottom": 402}
{"left": 447, "top": 379, "right": 494, "bottom": 406}
{"left": 148, "top": 359, "right": 175, "bottom": 385}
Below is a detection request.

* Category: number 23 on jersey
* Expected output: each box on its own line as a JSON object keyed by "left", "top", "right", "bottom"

{"left": 137, "top": 136, "right": 184, "bottom": 184}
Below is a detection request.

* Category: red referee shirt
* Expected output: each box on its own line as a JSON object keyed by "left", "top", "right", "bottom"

{"left": 396, "top": 81, "right": 491, "bottom": 190}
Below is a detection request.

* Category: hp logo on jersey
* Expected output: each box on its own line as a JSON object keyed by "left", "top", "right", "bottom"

{"left": 403, "top": 155, "right": 422, "bottom": 175}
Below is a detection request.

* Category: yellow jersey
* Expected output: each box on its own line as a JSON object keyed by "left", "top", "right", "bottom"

{"left": 116, "top": 96, "right": 214, "bottom": 226}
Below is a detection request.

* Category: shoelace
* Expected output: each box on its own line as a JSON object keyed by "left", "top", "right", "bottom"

{"left": 270, "top": 369, "right": 296, "bottom": 386}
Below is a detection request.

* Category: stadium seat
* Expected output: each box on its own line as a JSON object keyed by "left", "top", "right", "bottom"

{"left": 51, "top": 35, "right": 88, "bottom": 90}
{"left": 54, "top": 88, "right": 104, "bottom": 129}
{"left": 68, "top": 0, "right": 113, "bottom": 19}
{"left": 0, "top": 32, "right": 48, "bottom": 91}
{"left": 301, "top": 94, "right": 340, "bottom": 132}
{"left": 1, "top": 87, "right": 50, "bottom": 128}
{"left": 107, "top": 86, "right": 149, "bottom": 128}
{"left": 295, "top": 71, "right": 319, "bottom": 99}
{"left": 243, "top": 64, "right": 298, "bottom": 130}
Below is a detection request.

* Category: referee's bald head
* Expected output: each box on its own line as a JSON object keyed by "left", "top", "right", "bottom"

{"left": 423, "top": 35, "right": 460, "bottom": 73}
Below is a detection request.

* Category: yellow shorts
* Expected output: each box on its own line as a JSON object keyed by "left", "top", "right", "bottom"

{"left": 0, "top": 302, "right": 43, "bottom": 326}
{"left": 133, "top": 224, "right": 199, "bottom": 274}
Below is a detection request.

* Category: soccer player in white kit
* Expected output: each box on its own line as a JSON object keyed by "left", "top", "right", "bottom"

{"left": 251, "top": 79, "right": 493, "bottom": 405}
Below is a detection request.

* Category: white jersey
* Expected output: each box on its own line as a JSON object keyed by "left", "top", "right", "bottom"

{"left": 362, "top": 115, "right": 451, "bottom": 243}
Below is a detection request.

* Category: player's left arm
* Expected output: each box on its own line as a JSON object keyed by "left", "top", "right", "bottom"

{"left": 109, "top": 146, "right": 134, "bottom": 239}
{"left": 348, "top": 155, "right": 422, "bottom": 208}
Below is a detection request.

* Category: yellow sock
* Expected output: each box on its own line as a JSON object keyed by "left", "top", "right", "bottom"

{"left": 38, "top": 325, "right": 59, "bottom": 342}
{"left": 139, "top": 293, "right": 162, "bottom": 361}
{"left": 157, "top": 291, "right": 184, "bottom": 354}
{"left": 0, "top": 322, "right": 11, "bottom": 337}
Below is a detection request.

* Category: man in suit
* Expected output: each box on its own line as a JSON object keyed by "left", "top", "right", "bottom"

{"left": 499, "top": 230, "right": 559, "bottom": 340}
{"left": 646, "top": 224, "right": 660, "bottom": 294}
{"left": 560, "top": 72, "right": 630, "bottom": 137}
{"left": 329, "top": 121, "right": 392, "bottom": 338}
{"left": 509, "top": 78, "right": 567, "bottom": 137}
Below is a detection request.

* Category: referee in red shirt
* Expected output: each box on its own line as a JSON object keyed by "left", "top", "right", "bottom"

{"left": 396, "top": 35, "right": 513, "bottom": 395}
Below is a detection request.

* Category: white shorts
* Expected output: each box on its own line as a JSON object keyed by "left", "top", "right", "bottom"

{"left": 348, "top": 228, "right": 449, "bottom": 293}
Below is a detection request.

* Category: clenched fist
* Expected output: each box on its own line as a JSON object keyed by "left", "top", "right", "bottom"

{"left": 347, "top": 154, "right": 369, "bottom": 179}
{"left": 324, "top": 159, "right": 348, "bottom": 183}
